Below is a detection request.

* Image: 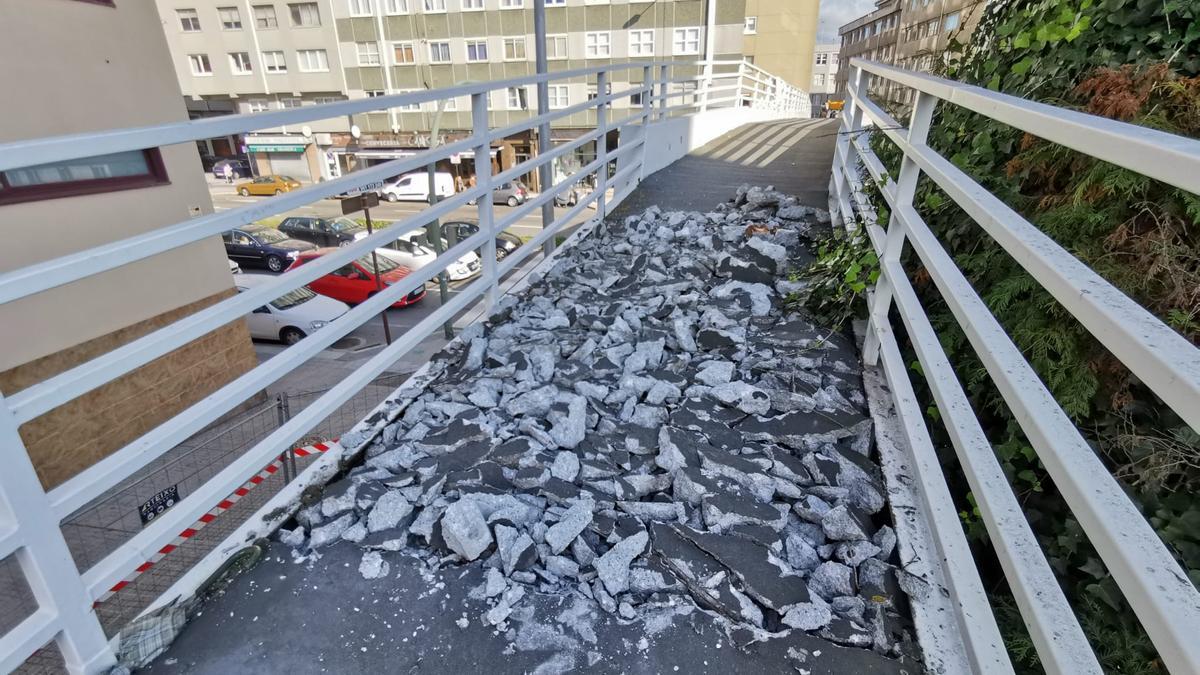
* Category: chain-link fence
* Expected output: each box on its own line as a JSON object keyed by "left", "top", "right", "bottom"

{"left": 7, "top": 372, "right": 410, "bottom": 673}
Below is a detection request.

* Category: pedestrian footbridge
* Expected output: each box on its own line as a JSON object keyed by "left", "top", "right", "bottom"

{"left": 0, "top": 58, "right": 1198, "bottom": 675}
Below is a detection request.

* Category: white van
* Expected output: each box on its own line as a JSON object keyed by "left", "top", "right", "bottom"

{"left": 380, "top": 171, "right": 455, "bottom": 202}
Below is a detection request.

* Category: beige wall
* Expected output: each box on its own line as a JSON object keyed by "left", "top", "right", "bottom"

{"left": 743, "top": 0, "right": 820, "bottom": 90}
{"left": 0, "top": 0, "right": 235, "bottom": 372}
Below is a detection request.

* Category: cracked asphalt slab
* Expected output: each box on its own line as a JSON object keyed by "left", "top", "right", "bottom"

{"left": 147, "top": 187, "right": 924, "bottom": 674}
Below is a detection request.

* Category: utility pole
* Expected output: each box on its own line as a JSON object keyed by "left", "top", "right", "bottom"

{"left": 533, "top": 0, "right": 554, "bottom": 256}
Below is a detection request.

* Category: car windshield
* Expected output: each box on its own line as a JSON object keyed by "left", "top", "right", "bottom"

{"left": 281, "top": 176, "right": 298, "bottom": 183}
{"left": 270, "top": 286, "right": 317, "bottom": 310}
{"left": 329, "top": 217, "right": 362, "bottom": 232}
{"left": 357, "top": 254, "right": 401, "bottom": 273}
{"left": 253, "top": 228, "right": 288, "bottom": 244}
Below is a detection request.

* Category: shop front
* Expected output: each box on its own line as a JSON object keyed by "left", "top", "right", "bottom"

{"left": 245, "top": 135, "right": 317, "bottom": 183}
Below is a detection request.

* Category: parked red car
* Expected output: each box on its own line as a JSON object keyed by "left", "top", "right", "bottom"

{"left": 286, "top": 249, "right": 426, "bottom": 308}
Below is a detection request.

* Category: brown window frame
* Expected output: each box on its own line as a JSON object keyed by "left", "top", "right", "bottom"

{"left": 0, "top": 148, "right": 170, "bottom": 207}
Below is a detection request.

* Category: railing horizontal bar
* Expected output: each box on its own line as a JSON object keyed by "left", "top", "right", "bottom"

{"left": 896, "top": 198, "right": 1200, "bottom": 672}
{"left": 0, "top": 610, "right": 57, "bottom": 675}
{"left": 9, "top": 185, "right": 483, "bottom": 425}
{"left": 47, "top": 227, "right": 491, "bottom": 521}
{"left": 882, "top": 250, "right": 1099, "bottom": 674}
{"left": 0, "top": 135, "right": 485, "bottom": 308}
{"left": 0, "top": 61, "right": 689, "bottom": 172}
{"left": 82, "top": 267, "right": 491, "bottom": 601}
{"left": 850, "top": 84, "right": 1200, "bottom": 433}
{"left": 852, "top": 58, "right": 1200, "bottom": 196}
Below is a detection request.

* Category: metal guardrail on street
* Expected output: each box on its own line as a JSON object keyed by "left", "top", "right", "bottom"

{"left": 0, "top": 58, "right": 807, "bottom": 673}
{"left": 830, "top": 58, "right": 1200, "bottom": 674}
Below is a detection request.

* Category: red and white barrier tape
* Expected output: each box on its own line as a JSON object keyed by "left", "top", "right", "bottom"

{"left": 94, "top": 440, "right": 337, "bottom": 604}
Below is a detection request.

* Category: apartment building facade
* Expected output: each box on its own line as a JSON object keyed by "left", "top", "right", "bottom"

{"left": 156, "top": 0, "right": 756, "bottom": 186}
{"left": 835, "top": 0, "right": 901, "bottom": 103}
{"left": 837, "top": 0, "right": 986, "bottom": 106}
{"left": 809, "top": 43, "right": 839, "bottom": 113}
{"left": 741, "top": 0, "right": 820, "bottom": 91}
{"left": 0, "top": 0, "right": 256, "bottom": 490}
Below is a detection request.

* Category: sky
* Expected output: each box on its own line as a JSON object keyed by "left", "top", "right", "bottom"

{"left": 816, "top": 0, "right": 878, "bottom": 45}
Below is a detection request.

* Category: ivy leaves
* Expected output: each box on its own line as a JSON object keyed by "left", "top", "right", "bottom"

{"left": 793, "top": 228, "right": 881, "bottom": 327}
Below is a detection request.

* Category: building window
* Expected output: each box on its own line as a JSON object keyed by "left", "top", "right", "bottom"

{"left": 546, "top": 34, "right": 568, "bottom": 59}
{"left": 254, "top": 5, "right": 278, "bottom": 28}
{"left": 499, "top": 0, "right": 523, "bottom": 7}
{"left": 297, "top": 48, "right": 329, "bottom": 71}
{"left": 429, "top": 41, "right": 451, "bottom": 63}
{"left": 188, "top": 53, "right": 212, "bottom": 75}
{"left": 394, "top": 90, "right": 420, "bottom": 111}
{"left": 0, "top": 149, "right": 169, "bottom": 207}
{"left": 462, "top": 0, "right": 483, "bottom": 9}
{"left": 503, "top": 37, "right": 527, "bottom": 61}
{"left": 314, "top": 96, "right": 343, "bottom": 105}
{"left": 584, "top": 32, "right": 610, "bottom": 58}
{"left": 944, "top": 11, "right": 961, "bottom": 31}
{"left": 466, "top": 39, "right": 488, "bottom": 62}
{"left": 744, "top": 16, "right": 757, "bottom": 34}
{"left": 673, "top": 27, "right": 699, "bottom": 55}
{"left": 288, "top": 2, "right": 321, "bottom": 25}
{"left": 178, "top": 8, "right": 201, "bottom": 31}
{"left": 423, "top": 0, "right": 446, "bottom": 11}
{"left": 548, "top": 84, "right": 568, "bottom": 109}
{"left": 262, "top": 50, "right": 287, "bottom": 72}
{"left": 815, "top": 53, "right": 828, "bottom": 65}
{"left": 813, "top": 73, "right": 826, "bottom": 86}
{"left": 218, "top": 6, "right": 242, "bottom": 29}
{"left": 629, "top": 29, "right": 654, "bottom": 56}
{"left": 365, "top": 90, "right": 386, "bottom": 97}
{"left": 356, "top": 42, "right": 381, "bottom": 65}
{"left": 230, "top": 52, "right": 253, "bottom": 74}
{"left": 393, "top": 41, "right": 415, "bottom": 64}
{"left": 385, "top": 0, "right": 408, "bottom": 12}
{"left": 280, "top": 97, "right": 302, "bottom": 108}
{"left": 506, "top": 86, "right": 528, "bottom": 110}
{"left": 247, "top": 99, "right": 270, "bottom": 112}
{"left": 545, "top": 0, "right": 564, "bottom": 4}
{"left": 349, "top": 0, "right": 373, "bottom": 16}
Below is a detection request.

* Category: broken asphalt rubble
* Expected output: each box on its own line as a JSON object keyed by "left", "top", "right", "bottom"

{"left": 282, "top": 185, "right": 923, "bottom": 670}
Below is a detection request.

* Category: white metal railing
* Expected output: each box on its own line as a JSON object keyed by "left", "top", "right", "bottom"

{"left": 831, "top": 58, "right": 1200, "bottom": 674}
{"left": 0, "top": 59, "right": 805, "bottom": 673}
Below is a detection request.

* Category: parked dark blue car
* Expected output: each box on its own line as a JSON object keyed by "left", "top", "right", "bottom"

{"left": 222, "top": 224, "right": 316, "bottom": 273}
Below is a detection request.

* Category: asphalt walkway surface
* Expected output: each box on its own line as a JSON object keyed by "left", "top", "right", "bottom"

{"left": 144, "top": 119, "right": 924, "bottom": 675}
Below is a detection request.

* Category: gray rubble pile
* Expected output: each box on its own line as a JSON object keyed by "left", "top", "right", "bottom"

{"left": 282, "top": 185, "right": 919, "bottom": 660}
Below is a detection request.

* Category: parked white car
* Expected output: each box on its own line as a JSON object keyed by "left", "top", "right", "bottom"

{"left": 235, "top": 273, "right": 349, "bottom": 345}
{"left": 380, "top": 171, "right": 455, "bottom": 202}
{"left": 375, "top": 228, "right": 481, "bottom": 281}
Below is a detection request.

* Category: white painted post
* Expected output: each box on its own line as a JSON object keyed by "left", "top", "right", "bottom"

{"left": 471, "top": 92, "right": 498, "bottom": 312}
{"left": 641, "top": 64, "right": 653, "bottom": 180}
{"left": 596, "top": 70, "right": 610, "bottom": 217}
{"left": 830, "top": 65, "right": 865, "bottom": 229}
{"left": 861, "top": 90, "right": 937, "bottom": 365}
{"left": 657, "top": 64, "right": 669, "bottom": 121}
{"left": 0, "top": 395, "right": 114, "bottom": 674}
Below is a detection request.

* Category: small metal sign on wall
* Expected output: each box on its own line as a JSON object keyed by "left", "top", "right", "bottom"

{"left": 139, "top": 485, "right": 180, "bottom": 525}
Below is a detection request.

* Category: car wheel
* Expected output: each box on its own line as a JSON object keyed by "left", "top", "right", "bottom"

{"left": 569, "top": 194, "right": 578, "bottom": 206}
{"left": 386, "top": 193, "right": 398, "bottom": 202}
{"left": 280, "top": 327, "right": 306, "bottom": 345}
{"left": 507, "top": 196, "right": 519, "bottom": 207}
{"left": 275, "top": 189, "right": 284, "bottom": 195}
{"left": 339, "top": 240, "right": 350, "bottom": 247}
{"left": 496, "top": 247, "right": 509, "bottom": 261}
{"left": 232, "top": 171, "right": 241, "bottom": 179}
{"left": 239, "top": 188, "right": 250, "bottom": 196}
{"left": 265, "top": 255, "right": 285, "bottom": 273}
{"left": 468, "top": 198, "right": 477, "bottom": 206}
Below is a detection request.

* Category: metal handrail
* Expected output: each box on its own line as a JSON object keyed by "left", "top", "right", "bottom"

{"left": 832, "top": 58, "right": 1200, "bottom": 674}
{"left": 0, "top": 58, "right": 808, "bottom": 673}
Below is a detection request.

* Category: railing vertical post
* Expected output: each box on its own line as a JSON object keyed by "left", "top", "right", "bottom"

{"left": 640, "top": 64, "right": 653, "bottom": 180}
{"left": 657, "top": 64, "right": 669, "bottom": 121}
{"left": 596, "top": 70, "right": 610, "bottom": 217}
{"left": 0, "top": 394, "right": 114, "bottom": 674}
{"left": 830, "top": 65, "right": 866, "bottom": 230}
{"left": 862, "top": 90, "right": 937, "bottom": 365}
{"left": 276, "top": 393, "right": 296, "bottom": 482}
{"left": 472, "top": 91, "right": 498, "bottom": 311}
{"left": 698, "top": 62, "right": 711, "bottom": 114}
{"left": 533, "top": 0, "right": 555, "bottom": 257}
